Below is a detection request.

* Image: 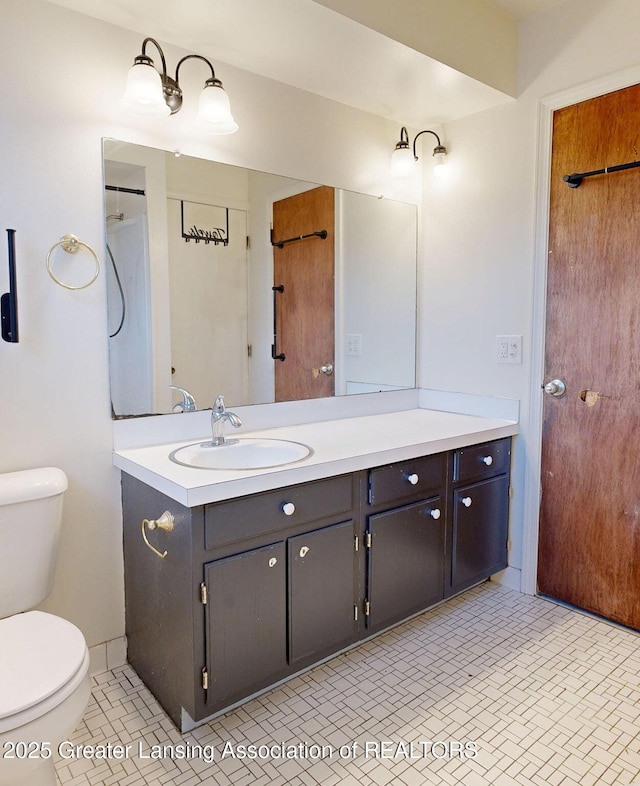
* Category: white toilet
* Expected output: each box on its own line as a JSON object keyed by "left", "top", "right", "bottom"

{"left": 0, "top": 468, "right": 91, "bottom": 786}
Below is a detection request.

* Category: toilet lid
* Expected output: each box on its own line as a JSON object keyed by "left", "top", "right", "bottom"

{"left": 0, "top": 610, "right": 87, "bottom": 719}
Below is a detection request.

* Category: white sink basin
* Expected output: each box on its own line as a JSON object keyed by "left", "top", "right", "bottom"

{"left": 169, "top": 438, "right": 313, "bottom": 470}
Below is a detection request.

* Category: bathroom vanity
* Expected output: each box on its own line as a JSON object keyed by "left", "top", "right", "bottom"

{"left": 115, "top": 409, "right": 515, "bottom": 731}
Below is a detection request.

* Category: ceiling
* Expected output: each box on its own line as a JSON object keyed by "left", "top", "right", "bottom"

{"left": 45, "top": 0, "right": 567, "bottom": 127}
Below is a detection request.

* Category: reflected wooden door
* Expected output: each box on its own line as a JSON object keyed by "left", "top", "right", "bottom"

{"left": 538, "top": 83, "right": 640, "bottom": 630}
{"left": 272, "top": 186, "right": 335, "bottom": 402}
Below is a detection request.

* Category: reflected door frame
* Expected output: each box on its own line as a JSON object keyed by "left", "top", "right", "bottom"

{"left": 521, "top": 64, "right": 640, "bottom": 596}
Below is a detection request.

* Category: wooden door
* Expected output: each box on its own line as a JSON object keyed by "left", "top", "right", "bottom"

{"left": 538, "top": 83, "right": 640, "bottom": 630}
{"left": 272, "top": 186, "right": 335, "bottom": 402}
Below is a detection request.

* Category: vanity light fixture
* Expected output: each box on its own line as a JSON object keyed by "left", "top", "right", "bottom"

{"left": 121, "top": 37, "right": 238, "bottom": 135}
{"left": 391, "top": 126, "right": 447, "bottom": 177}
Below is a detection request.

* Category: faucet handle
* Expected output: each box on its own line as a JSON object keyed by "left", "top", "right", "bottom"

{"left": 169, "top": 385, "right": 197, "bottom": 412}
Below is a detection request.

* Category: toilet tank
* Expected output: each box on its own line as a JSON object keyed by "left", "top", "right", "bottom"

{"left": 0, "top": 467, "right": 68, "bottom": 619}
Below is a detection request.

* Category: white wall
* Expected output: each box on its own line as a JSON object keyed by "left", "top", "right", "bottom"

{"left": 0, "top": 0, "right": 415, "bottom": 647}
{"left": 419, "top": 0, "right": 640, "bottom": 583}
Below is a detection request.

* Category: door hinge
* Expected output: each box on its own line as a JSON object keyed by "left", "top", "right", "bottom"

{"left": 354, "top": 604, "right": 358, "bottom": 621}
{"left": 200, "top": 582, "right": 208, "bottom": 605}
{"left": 201, "top": 668, "right": 209, "bottom": 690}
{"left": 354, "top": 535, "right": 359, "bottom": 552}
{"left": 364, "top": 600, "right": 371, "bottom": 617}
{"left": 365, "top": 532, "right": 372, "bottom": 549}
{"left": 247, "top": 343, "right": 253, "bottom": 358}
{"left": 246, "top": 235, "right": 251, "bottom": 249}
{"left": 509, "top": 485, "right": 514, "bottom": 499}
{"left": 507, "top": 538, "right": 512, "bottom": 552}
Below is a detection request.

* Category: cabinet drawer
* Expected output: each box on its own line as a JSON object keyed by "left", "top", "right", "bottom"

{"left": 205, "top": 474, "right": 354, "bottom": 550}
{"left": 454, "top": 438, "right": 510, "bottom": 483}
{"left": 368, "top": 454, "right": 446, "bottom": 507}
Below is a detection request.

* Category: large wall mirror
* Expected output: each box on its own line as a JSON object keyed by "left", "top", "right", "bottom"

{"left": 103, "top": 139, "right": 417, "bottom": 418}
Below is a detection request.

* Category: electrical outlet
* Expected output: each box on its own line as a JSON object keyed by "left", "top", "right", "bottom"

{"left": 496, "top": 335, "right": 522, "bottom": 364}
{"left": 496, "top": 336, "right": 509, "bottom": 363}
{"left": 346, "top": 333, "right": 362, "bottom": 356}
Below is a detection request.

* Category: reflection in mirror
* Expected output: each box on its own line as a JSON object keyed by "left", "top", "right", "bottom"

{"left": 103, "top": 140, "right": 417, "bottom": 418}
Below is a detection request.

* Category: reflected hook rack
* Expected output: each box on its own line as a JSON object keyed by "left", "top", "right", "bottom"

{"left": 1, "top": 229, "right": 18, "bottom": 343}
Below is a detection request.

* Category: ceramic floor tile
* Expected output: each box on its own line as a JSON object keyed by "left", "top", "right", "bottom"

{"left": 53, "top": 583, "right": 640, "bottom": 785}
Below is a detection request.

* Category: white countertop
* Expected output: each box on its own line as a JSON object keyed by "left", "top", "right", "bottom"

{"left": 113, "top": 408, "right": 518, "bottom": 507}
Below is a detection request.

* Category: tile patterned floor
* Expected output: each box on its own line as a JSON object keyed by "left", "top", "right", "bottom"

{"left": 55, "top": 583, "right": 640, "bottom": 786}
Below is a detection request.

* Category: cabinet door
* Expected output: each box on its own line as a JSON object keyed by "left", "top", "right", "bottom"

{"left": 367, "top": 497, "right": 444, "bottom": 631}
{"left": 451, "top": 475, "right": 509, "bottom": 593}
{"left": 288, "top": 520, "right": 358, "bottom": 665}
{"left": 205, "top": 542, "right": 287, "bottom": 703}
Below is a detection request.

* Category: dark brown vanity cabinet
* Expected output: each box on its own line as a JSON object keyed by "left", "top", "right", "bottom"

{"left": 365, "top": 455, "right": 447, "bottom": 631}
{"left": 448, "top": 438, "right": 511, "bottom": 595}
{"left": 288, "top": 520, "right": 359, "bottom": 664}
{"left": 121, "top": 436, "right": 511, "bottom": 730}
{"left": 123, "top": 472, "right": 361, "bottom": 728}
{"left": 204, "top": 542, "right": 288, "bottom": 704}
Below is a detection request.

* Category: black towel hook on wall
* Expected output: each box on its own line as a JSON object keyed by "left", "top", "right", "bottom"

{"left": 1, "top": 229, "right": 18, "bottom": 343}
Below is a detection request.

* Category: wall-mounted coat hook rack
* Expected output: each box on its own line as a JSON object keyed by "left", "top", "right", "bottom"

{"left": 1, "top": 229, "right": 18, "bottom": 343}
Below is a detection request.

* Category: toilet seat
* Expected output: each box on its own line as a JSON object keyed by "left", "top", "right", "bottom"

{"left": 0, "top": 611, "right": 89, "bottom": 733}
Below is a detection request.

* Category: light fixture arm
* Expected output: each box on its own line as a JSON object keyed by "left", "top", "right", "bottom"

{"left": 175, "top": 53, "right": 218, "bottom": 85}
{"left": 139, "top": 37, "right": 168, "bottom": 78}
{"left": 412, "top": 129, "right": 442, "bottom": 160}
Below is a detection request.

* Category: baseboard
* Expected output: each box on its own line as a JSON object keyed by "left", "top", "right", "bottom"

{"left": 490, "top": 566, "right": 521, "bottom": 592}
{"left": 89, "top": 636, "right": 128, "bottom": 676}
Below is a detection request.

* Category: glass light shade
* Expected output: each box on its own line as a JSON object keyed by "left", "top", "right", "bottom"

{"left": 390, "top": 145, "right": 415, "bottom": 177}
{"left": 433, "top": 150, "right": 447, "bottom": 176}
{"left": 197, "top": 83, "right": 239, "bottom": 134}
{"left": 121, "top": 62, "right": 170, "bottom": 118}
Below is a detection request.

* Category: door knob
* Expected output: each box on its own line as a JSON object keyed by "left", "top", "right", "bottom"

{"left": 319, "top": 363, "right": 334, "bottom": 376}
{"left": 544, "top": 379, "right": 566, "bottom": 397}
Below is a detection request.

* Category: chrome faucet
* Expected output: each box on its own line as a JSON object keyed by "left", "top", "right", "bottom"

{"left": 169, "top": 385, "right": 197, "bottom": 412}
{"left": 210, "top": 395, "right": 242, "bottom": 446}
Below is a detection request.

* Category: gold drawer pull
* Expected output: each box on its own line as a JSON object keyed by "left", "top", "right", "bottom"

{"left": 141, "top": 511, "right": 175, "bottom": 559}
